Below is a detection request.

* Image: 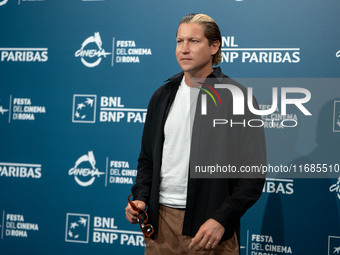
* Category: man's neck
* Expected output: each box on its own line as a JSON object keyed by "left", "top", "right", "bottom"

{"left": 184, "top": 67, "right": 214, "bottom": 87}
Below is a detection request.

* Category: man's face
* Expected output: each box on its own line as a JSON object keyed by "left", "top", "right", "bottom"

{"left": 176, "top": 23, "right": 219, "bottom": 75}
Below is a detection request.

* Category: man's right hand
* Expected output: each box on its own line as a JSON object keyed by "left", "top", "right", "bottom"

{"left": 125, "top": 200, "right": 146, "bottom": 224}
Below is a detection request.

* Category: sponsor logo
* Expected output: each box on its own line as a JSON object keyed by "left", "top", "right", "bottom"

{"left": 1, "top": 211, "right": 39, "bottom": 239}
{"left": 72, "top": 94, "right": 147, "bottom": 124}
{"left": 75, "top": 33, "right": 152, "bottom": 68}
{"left": 221, "top": 36, "right": 300, "bottom": 64}
{"left": 65, "top": 213, "right": 90, "bottom": 243}
{"left": 329, "top": 236, "right": 340, "bottom": 255}
{"left": 333, "top": 100, "right": 340, "bottom": 132}
{"left": 263, "top": 178, "right": 294, "bottom": 195}
{"left": 329, "top": 177, "right": 340, "bottom": 200}
{"left": 68, "top": 151, "right": 104, "bottom": 187}
{"left": 72, "top": 95, "right": 97, "bottom": 123}
{"left": 0, "top": 48, "right": 48, "bottom": 62}
{"left": 65, "top": 212, "right": 145, "bottom": 246}
{"left": 0, "top": 162, "right": 42, "bottom": 179}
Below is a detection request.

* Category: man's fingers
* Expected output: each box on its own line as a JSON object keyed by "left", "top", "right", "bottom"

{"left": 125, "top": 204, "right": 139, "bottom": 224}
{"left": 188, "top": 230, "right": 204, "bottom": 249}
{"left": 197, "top": 234, "right": 210, "bottom": 251}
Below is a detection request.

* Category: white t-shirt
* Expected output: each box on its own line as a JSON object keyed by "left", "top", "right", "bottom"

{"left": 159, "top": 77, "right": 199, "bottom": 208}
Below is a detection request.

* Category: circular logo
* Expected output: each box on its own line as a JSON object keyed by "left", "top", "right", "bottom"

{"left": 0, "top": 0, "right": 8, "bottom": 6}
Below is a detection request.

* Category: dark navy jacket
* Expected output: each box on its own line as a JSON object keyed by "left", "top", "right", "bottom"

{"left": 131, "top": 67, "right": 266, "bottom": 244}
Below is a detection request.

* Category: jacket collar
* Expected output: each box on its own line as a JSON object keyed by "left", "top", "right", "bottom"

{"left": 165, "top": 66, "right": 224, "bottom": 84}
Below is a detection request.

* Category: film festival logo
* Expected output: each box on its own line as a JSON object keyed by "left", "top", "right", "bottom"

{"left": 72, "top": 95, "right": 97, "bottom": 123}
{"left": 0, "top": 0, "right": 8, "bottom": 6}
{"left": 65, "top": 213, "right": 90, "bottom": 243}
{"left": 68, "top": 151, "right": 105, "bottom": 187}
{"left": 333, "top": 100, "right": 340, "bottom": 132}
{"left": 0, "top": 105, "right": 9, "bottom": 116}
{"left": 329, "top": 236, "right": 340, "bottom": 255}
{"left": 75, "top": 32, "right": 111, "bottom": 68}
{"left": 336, "top": 50, "right": 340, "bottom": 59}
{"left": 329, "top": 177, "right": 340, "bottom": 200}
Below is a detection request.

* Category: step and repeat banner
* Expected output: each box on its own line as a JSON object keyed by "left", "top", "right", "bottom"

{"left": 1, "top": 0, "right": 340, "bottom": 254}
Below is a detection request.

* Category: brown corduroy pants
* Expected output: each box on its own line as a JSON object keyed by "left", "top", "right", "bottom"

{"left": 145, "top": 205, "right": 239, "bottom": 255}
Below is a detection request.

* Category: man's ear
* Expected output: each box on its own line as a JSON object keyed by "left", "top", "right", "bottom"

{"left": 211, "top": 40, "right": 220, "bottom": 55}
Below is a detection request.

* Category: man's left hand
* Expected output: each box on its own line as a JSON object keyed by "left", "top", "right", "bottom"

{"left": 188, "top": 219, "right": 225, "bottom": 251}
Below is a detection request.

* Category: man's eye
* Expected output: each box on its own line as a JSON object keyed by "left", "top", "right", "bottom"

{"left": 177, "top": 40, "right": 183, "bottom": 44}
{"left": 192, "top": 40, "right": 198, "bottom": 43}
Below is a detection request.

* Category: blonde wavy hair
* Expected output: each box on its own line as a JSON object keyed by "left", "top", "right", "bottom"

{"left": 178, "top": 14, "right": 222, "bottom": 66}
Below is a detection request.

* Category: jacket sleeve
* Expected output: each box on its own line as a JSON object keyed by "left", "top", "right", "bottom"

{"left": 211, "top": 95, "right": 267, "bottom": 227}
{"left": 131, "top": 94, "right": 156, "bottom": 204}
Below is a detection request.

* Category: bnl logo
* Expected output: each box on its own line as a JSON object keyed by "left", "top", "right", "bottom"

{"left": 65, "top": 213, "right": 90, "bottom": 243}
{"left": 72, "top": 95, "right": 97, "bottom": 123}
{"left": 333, "top": 100, "right": 340, "bottom": 132}
{"left": 329, "top": 236, "right": 340, "bottom": 255}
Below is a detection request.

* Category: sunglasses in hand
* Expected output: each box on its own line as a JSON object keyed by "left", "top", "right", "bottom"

{"left": 128, "top": 194, "right": 154, "bottom": 238}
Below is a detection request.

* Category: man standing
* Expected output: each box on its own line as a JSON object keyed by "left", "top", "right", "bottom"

{"left": 125, "top": 14, "right": 266, "bottom": 255}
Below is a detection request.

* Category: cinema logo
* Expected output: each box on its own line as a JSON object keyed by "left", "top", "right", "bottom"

{"left": 329, "top": 177, "right": 340, "bottom": 200}
{"left": 0, "top": 48, "right": 48, "bottom": 62}
{"left": 106, "top": 159, "right": 137, "bottom": 185}
{"left": 75, "top": 32, "right": 111, "bottom": 68}
{"left": 221, "top": 36, "right": 300, "bottom": 64}
{"left": 0, "top": 96, "right": 47, "bottom": 123}
{"left": 75, "top": 32, "right": 152, "bottom": 67}
{"left": 1, "top": 211, "right": 39, "bottom": 239}
{"left": 248, "top": 232, "right": 293, "bottom": 255}
{"left": 0, "top": 0, "right": 8, "bottom": 6}
{"left": 65, "top": 213, "right": 145, "bottom": 247}
{"left": 72, "top": 94, "right": 146, "bottom": 124}
{"left": 0, "top": 162, "right": 42, "bottom": 179}
{"left": 68, "top": 151, "right": 104, "bottom": 187}
{"left": 200, "top": 84, "right": 311, "bottom": 128}
{"left": 336, "top": 50, "right": 340, "bottom": 59}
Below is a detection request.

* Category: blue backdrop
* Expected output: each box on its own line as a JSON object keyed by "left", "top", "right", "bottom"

{"left": 1, "top": 0, "right": 340, "bottom": 254}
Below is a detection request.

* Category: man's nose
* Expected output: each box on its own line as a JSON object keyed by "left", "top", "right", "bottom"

{"left": 181, "top": 41, "right": 190, "bottom": 54}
